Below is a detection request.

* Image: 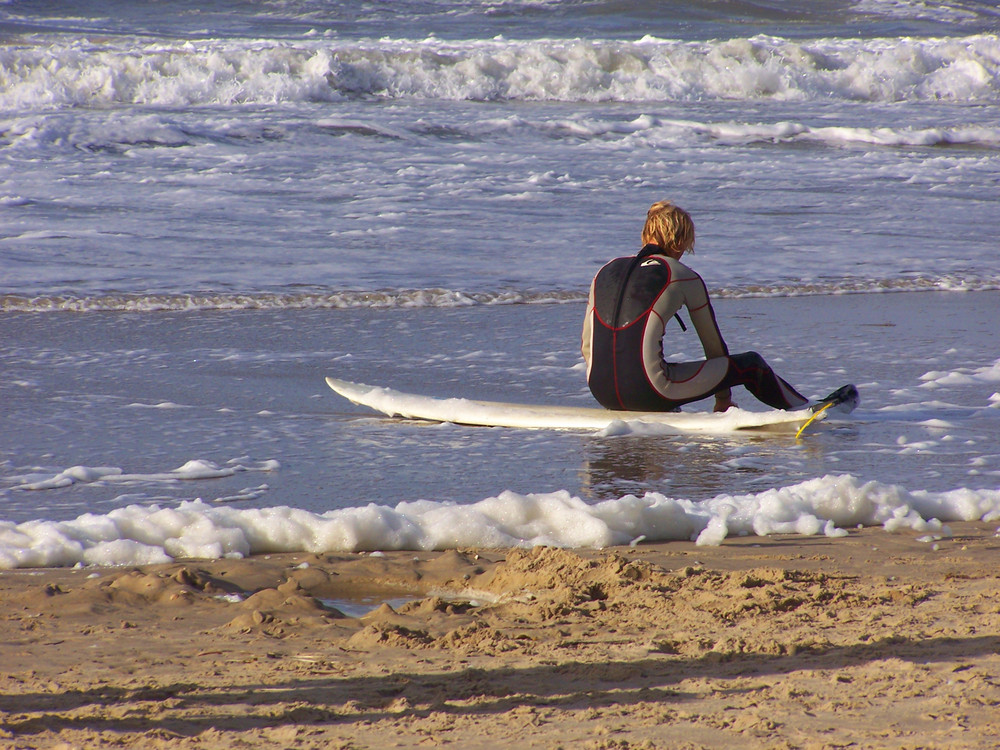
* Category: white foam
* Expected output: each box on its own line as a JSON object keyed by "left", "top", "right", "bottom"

{"left": 642, "top": 118, "right": 1000, "bottom": 149}
{"left": 9, "top": 459, "right": 279, "bottom": 491}
{"left": 126, "top": 401, "right": 188, "bottom": 410}
{"left": 3, "top": 34, "right": 998, "bottom": 111}
{"left": 11, "top": 466, "right": 124, "bottom": 491}
{"left": 0, "top": 289, "right": 581, "bottom": 313}
{"left": 2, "top": 474, "right": 999, "bottom": 569}
{"left": 920, "top": 358, "right": 1000, "bottom": 388}
{"left": 851, "top": 0, "right": 983, "bottom": 25}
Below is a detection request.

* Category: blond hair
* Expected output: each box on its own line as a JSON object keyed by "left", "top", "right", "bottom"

{"left": 641, "top": 201, "right": 695, "bottom": 254}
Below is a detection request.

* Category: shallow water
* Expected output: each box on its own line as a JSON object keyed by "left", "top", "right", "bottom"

{"left": 2, "top": 1, "right": 999, "bottom": 565}
{"left": 4, "top": 291, "right": 998, "bottom": 527}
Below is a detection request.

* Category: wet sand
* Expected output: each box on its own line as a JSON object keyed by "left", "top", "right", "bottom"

{"left": 3, "top": 523, "right": 1000, "bottom": 749}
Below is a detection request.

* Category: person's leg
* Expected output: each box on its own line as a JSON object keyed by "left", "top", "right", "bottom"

{"left": 635, "top": 352, "right": 808, "bottom": 411}
{"left": 657, "top": 357, "right": 731, "bottom": 408}
{"left": 719, "top": 351, "right": 809, "bottom": 410}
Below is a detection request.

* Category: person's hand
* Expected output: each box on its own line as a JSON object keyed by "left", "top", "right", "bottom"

{"left": 713, "top": 392, "right": 735, "bottom": 412}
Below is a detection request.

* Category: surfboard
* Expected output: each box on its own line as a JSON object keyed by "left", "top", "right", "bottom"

{"left": 325, "top": 377, "right": 858, "bottom": 435}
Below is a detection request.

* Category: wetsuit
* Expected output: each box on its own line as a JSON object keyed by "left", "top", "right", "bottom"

{"left": 581, "top": 244, "right": 809, "bottom": 412}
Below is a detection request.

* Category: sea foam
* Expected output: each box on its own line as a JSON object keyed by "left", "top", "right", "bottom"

{"left": 2, "top": 474, "right": 998, "bottom": 569}
{"left": 3, "top": 275, "right": 999, "bottom": 314}
{"left": 8, "top": 459, "right": 279, "bottom": 491}
{"left": 3, "top": 34, "right": 998, "bottom": 110}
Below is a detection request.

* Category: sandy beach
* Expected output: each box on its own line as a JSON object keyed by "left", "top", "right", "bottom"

{"left": 3, "top": 523, "right": 1000, "bottom": 749}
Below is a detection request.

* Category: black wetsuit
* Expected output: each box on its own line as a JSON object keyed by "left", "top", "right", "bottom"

{"left": 581, "top": 245, "right": 809, "bottom": 411}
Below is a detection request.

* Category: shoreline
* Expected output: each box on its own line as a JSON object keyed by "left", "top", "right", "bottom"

{"left": 3, "top": 522, "right": 1000, "bottom": 748}
{"left": 3, "top": 285, "right": 999, "bottom": 315}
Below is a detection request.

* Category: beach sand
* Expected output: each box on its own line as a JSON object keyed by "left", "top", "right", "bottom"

{"left": 3, "top": 524, "right": 1000, "bottom": 749}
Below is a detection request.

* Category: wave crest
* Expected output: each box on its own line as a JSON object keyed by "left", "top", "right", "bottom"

{"left": 2, "top": 34, "right": 998, "bottom": 110}
{"left": 0, "top": 289, "right": 582, "bottom": 313}
{"left": 3, "top": 276, "right": 997, "bottom": 313}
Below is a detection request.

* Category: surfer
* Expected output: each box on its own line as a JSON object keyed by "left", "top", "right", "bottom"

{"left": 581, "top": 200, "right": 810, "bottom": 413}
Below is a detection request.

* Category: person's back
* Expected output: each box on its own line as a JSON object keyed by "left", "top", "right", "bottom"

{"left": 584, "top": 247, "right": 727, "bottom": 410}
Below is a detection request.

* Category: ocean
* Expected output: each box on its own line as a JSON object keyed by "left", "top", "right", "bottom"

{"left": 2, "top": 0, "right": 999, "bottom": 568}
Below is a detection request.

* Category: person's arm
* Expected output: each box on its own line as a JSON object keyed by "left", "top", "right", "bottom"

{"left": 581, "top": 278, "right": 596, "bottom": 370}
{"left": 684, "top": 272, "right": 728, "bottom": 357}
{"left": 712, "top": 388, "right": 735, "bottom": 412}
{"left": 683, "top": 270, "right": 735, "bottom": 411}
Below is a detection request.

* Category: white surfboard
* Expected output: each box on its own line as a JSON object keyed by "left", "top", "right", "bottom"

{"left": 325, "top": 377, "right": 838, "bottom": 434}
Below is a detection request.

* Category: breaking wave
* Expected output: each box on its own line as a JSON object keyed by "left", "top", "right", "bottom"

{"left": 3, "top": 276, "right": 997, "bottom": 313}
{"left": 2, "top": 33, "right": 999, "bottom": 110}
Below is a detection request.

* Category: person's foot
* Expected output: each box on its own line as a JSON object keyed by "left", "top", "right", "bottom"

{"left": 811, "top": 384, "right": 859, "bottom": 414}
